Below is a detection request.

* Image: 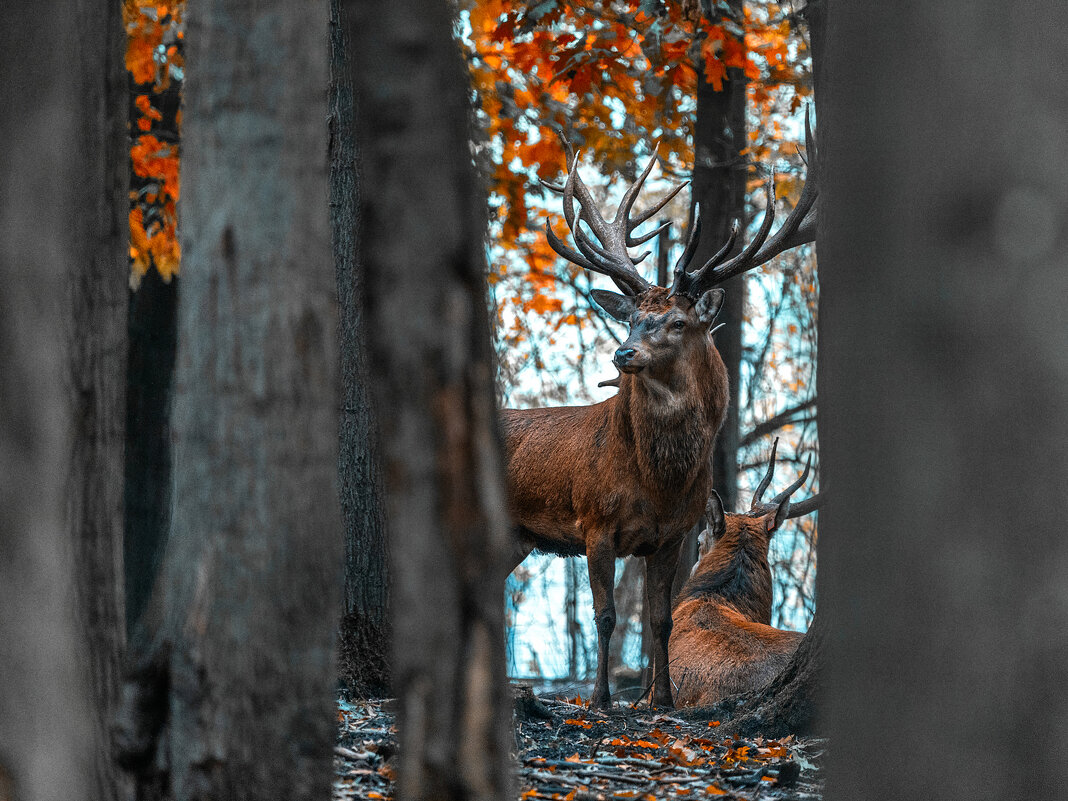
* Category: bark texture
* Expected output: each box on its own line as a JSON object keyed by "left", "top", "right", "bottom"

{"left": 343, "top": 1, "right": 515, "bottom": 798}
{"left": 821, "top": 3, "right": 1068, "bottom": 799}
{"left": 330, "top": 0, "right": 391, "bottom": 699}
{"left": 118, "top": 2, "right": 342, "bottom": 799}
{"left": 65, "top": 3, "right": 131, "bottom": 799}
{"left": 0, "top": 4, "right": 98, "bottom": 799}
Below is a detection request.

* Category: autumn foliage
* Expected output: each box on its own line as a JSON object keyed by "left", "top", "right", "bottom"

{"left": 125, "top": 0, "right": 183, "bottom": 286}
{"left": 459, "top": 0, "right": 811, "bottom": 378}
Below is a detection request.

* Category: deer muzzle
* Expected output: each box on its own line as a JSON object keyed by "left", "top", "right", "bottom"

{"left": 613, "top": 346, "right": 646, "bottom": 373}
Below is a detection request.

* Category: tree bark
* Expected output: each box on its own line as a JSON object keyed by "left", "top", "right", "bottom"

{"left": 330, "top": 0, "right": 391, "bottom": 700}
{"left": 65, "top": 3, "right": 131, "bottom": 799}
{"left": 343, "top": 1, "right": 515, "bottom": 799}
{"left": 117, "top": 2, "right": 342, "bottom": 798}
{"left": 820, "top": 2, "right": 1068, "bottom": 799}
{"left": 0, "top": 6, "right": 99, "bottom": 799}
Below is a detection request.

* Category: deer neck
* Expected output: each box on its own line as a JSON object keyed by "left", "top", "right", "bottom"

{"left": 613, "top": 343, "right": 724, "bottom": 491}
{"left": 677, "top": 533, "right": 773, "bottom": 624}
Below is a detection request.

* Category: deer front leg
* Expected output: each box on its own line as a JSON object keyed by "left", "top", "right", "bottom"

{"left": 586, "top": 534, "right": 617, "bottom": 709}
{"left": 645, "top": 542, "right": 682, "bottom": 708}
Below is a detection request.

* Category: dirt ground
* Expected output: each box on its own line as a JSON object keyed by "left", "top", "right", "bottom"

{"left": 333, "top": 691, "right": 824, "bottom": 800}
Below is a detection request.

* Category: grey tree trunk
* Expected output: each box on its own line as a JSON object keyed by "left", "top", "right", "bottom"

{"left": 66, "top": 4, "right": 131, "bottom": 799}
{"left": 0, "top": 6, "right": 100, "bottom": 799}
{"left": 342, "top": 1, "right": 515, "bottom": 799}
{"left": 330, "top": 0, "right": 391, "bottom": 699}
{"left": 820, "top": 2, "right": 1068, "bottom": 799}
{"left": 117, "top": 2, "right": 342, "bottom": 799}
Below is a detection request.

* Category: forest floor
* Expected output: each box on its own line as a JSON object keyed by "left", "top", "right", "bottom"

{"left": 332, "top": 690, "right": 825, "bottom": 800}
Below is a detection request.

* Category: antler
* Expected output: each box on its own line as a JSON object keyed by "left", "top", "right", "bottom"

{"left": 671, "top": 108, "right": 819, "bottom": 300}
{"left": 784, "top": 491, "right": 823, "bottom": 519}
{"left": 543, "top": 145, "right": 688, "bottom": 296}
{"left": 749, "top": 437, "right": 814, "bottom": 518}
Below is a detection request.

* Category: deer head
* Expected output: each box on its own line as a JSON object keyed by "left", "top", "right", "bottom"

{"left": 542, "top": 114, "right": 818, "bottom": 384}
{"left": 683, "top": 438, "right": 820, "bottom": 622}
{"left": 695, "top": 437, "right": 820, "bottom": 567}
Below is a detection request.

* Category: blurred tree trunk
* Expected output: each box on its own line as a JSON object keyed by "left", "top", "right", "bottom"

{"left": 821, "top": 2, "right": 1068, "bottom": 799}
{"left": 66, "top": 2, "right": 131, "bottom": 799}
{"left": 0, "top": 5, "right": 101, "bottom": 799}
{"left": 330, "top": 0, "right": 391, "bottom": 699}
{"left": 674, "top": 0, "right": 747, "bottom": 588}
{"left": 343, "top": 1, "right": 515, "bottom": 798}
{"left": 116, "top": 2, "right": 342, "bottom": 799}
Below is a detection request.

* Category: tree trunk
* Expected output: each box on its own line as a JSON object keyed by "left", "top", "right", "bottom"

{"left": 65, "top": 3, "right": 131, "bottom": 799}
{"left": 0, "top": 6, "right": 100, "bottom": 798}
{"left": 117, "top": 2, "right": 342, "bottom": 798}
{"left": 820, "top": 3, "right": 1068, "bottom": 799}
{"left": 343, "top": 1, "right": 515, "bottom": 799}
{"left": 125, "top": 268, "right": 178, "bottom": 634}
{"left": 330, "top": 0, "right": 391, "bottom": 700}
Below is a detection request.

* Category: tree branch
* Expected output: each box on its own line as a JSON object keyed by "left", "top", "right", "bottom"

{"left": 739, "top": 397, "right": 817, "bottom": 448}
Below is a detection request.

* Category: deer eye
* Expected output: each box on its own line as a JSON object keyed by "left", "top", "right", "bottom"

{"left": 672, "top": 319, "right": 686, "bottom": 331}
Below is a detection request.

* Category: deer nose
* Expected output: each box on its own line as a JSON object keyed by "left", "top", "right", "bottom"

{"left": 613, "top": 347, "right": 636, "bottom": 366}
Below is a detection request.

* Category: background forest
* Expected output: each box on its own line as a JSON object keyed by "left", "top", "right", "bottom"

{"left": 3, "top": 1, "right": 1067, "bottom": 801}
{"left": 123, "top": 0, "right": 821, "bottom": 688}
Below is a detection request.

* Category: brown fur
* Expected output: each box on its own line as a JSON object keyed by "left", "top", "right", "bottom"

{"left": 502, "top": 287, "right": 729, "bottom": 708}
{"left": 670, "top": 512, "right": 803, "bottom": 707}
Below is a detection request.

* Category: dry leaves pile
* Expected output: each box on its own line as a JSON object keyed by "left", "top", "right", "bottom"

{"left": 333, "top": 693, "right": 823, "bottom": 801}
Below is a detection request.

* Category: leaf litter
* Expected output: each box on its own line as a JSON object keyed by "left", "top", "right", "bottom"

{"left": 334, "top": 692, "right": 824, "bottom": 801}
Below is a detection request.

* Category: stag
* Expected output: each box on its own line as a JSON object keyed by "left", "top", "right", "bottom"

{"left": 502, "top": 123, "right": 818, "bottom": 708}
{"left": 671, "top": 441, "right": 821, "bottom": 707}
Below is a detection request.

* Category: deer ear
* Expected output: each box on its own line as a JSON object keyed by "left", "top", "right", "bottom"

{"left": 695, "top": 288, "right": 725, "bottom": 325}
{"left": 591, "top": 289, "right": 635, "bottom": 322}
{"left": 705, "top": 490, "right": 726, "bottom": 538}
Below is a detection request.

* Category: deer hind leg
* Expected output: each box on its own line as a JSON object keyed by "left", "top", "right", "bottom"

{"left": 585, "top": 534, "right": 617, "bottom": 709}
{"left": 645, "top": 542, "right": 682, "bottom": 708}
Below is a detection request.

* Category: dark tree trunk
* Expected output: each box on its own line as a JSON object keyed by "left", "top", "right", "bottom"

{"left": 821, "top": 2, "right": 1068, "bottom": 799}
{"left": 65, "top": 3, "right": 131, "bottom": 799}
{"left": 0, "top": 5, "right": 101, "bottom": 797}
{"left": 330, "top": 0, "right": 391, "bottom": 700}
{"left": 117, "top": 1, "right": 342, "bottom": 798}
{"left": 675, "top": 3, "right": 747, "bottom": 588}
{"left": 124, "top": 268, "right": 178, "bottom": 633}
{"left": 343, "top": 1, "right": 515, "bottom": 798}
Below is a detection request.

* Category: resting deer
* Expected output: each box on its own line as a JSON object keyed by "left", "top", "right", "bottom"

{"left": 503, "top": 125, "right": 818, "bottom": 708}
{"left": 670, "top": 441, "right": 821, "bottom": 707}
